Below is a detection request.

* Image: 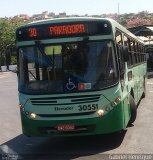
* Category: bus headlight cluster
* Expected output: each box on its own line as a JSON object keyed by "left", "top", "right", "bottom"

{"left": 24, "top": 111, "right": 37, "bottom": 119}
{"left": 29, "top": 113, "right": 37, "bottom": 119}
{"left": 111, "top": 97, "right": 121, "bottom": 107}
{"left": 97, "top": 97, "right": 121, "bottom": 117}
{"left": 97, "top": 109, "right": 105, "bottom": 116}
{"left": 19, "top": 104, "right": 37, "bottom": 119}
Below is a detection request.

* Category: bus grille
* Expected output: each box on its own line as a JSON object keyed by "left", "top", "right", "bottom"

{"left": 30, "top": 94, "right": 101, "bottom": 106}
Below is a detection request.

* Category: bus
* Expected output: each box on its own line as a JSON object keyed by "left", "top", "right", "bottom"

{"left": 16, "top": 18, "right": 147, "bottom": 137}
{"left": 128, "top": 25, "right": 153, "bottom": 72}
{"left": 145, "top": 42, "right": 153, "bottom": 72}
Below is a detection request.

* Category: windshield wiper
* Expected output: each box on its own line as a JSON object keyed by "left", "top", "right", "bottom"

{"left": 35, "top": 41, "right": 54, "bottom": 67}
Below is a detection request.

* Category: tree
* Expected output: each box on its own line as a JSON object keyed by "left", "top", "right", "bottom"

{"left": 0, "top": 18, "right": 26, "bottom": 66}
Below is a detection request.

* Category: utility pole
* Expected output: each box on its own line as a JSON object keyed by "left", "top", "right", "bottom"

{"left": 117, "top": 3, "right": 120, "bottom": 22}
{"left": 118, "top": 3, "right": 120, "bottom": 16}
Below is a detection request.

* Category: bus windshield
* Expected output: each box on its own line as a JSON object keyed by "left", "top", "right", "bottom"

{"left": 18, "top": 40, "right": 118, "bottom": 94}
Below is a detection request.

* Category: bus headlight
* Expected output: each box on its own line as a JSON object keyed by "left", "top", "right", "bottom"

{"left": 97, "top": 109, "right": 105, "bottom": 117}
{"left": 30, "top": 113, "right": 37, "bottom": 119}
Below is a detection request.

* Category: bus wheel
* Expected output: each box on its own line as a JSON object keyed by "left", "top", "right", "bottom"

{"left": 142, "top": 78, "right": 146, "bottom": 98}
{"left": 129, "top": 95, "right": 137, "bottom": 124}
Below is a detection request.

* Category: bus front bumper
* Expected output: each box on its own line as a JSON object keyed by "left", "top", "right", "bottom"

{"left": 20, "top": 104, "right": 125, "bottom": 137}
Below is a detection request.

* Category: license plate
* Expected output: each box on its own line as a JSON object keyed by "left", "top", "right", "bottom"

{"left": 57, "top": 124, "right": 75, "bottom": 131}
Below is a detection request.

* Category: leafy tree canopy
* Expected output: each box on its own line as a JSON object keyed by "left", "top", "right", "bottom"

{"left": 0, "top": 18, "right": 26, "bottom": 54}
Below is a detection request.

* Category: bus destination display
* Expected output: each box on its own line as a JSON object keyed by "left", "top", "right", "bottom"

{"left": 48, "top": 24, "right": 86, "bottom": 36}
{"left": 16, "top": 21, "right": 112, "bottom": 41}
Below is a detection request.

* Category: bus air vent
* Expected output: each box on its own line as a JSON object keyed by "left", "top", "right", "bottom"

{"left": 30, "top": 94, "right": 101, "bottom": 106}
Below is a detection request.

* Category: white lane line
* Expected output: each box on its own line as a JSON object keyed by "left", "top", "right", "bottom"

{"left": 0, "top": 76, "right": 6, "bottom": 79}
{"left": 149, "top": 91, "right": 153, "bottom": 92}
{"left": 0, "top": 73, "right": 13, "bottom": 79}
{"left": 147, "top": 82, "right": 153, "bottom": 85}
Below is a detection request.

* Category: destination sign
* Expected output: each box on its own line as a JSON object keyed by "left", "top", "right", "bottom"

{"left": 16, "top": 21, "right": 112, "bottom": 41}
{"left": 48, "top": 24, "right": 86, "bottom": 36}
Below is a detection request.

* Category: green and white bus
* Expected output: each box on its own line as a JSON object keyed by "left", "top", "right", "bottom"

{"left": 16, "top": 18, "right": 146, "bottom": 137}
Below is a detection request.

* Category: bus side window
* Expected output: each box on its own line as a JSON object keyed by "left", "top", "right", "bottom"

{"left": 127, "top": 38, "right": 133, "bottom": 66}
{"left": 133, "top": 42, "right": 138, "bottom": 64}
{"left": 115, "top": 30, "right": 125, "bottom": 73}
{"left": 130, "top": 40, "right": 136, "bottom": 66}
{"left": 124, "top": 35, "right": 132, "bottom": 67}
{"left": 137, "top": 43, "right": 141, "bottom": 63}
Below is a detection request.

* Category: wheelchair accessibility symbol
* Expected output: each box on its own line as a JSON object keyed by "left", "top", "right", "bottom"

{"left": 66, "top": 78, "right": 76, "bottom": 90}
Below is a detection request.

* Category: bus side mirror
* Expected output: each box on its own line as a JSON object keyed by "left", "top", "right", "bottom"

{"left": 122, "top": 46, "right": 129, "bottom": 62}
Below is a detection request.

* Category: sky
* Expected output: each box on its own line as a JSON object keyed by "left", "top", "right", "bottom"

{"left": 0, "top": 0, "right": 153, "bottom": 17}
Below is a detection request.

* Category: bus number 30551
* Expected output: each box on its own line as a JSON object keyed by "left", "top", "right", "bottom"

{"left": 78, "top": 104, "right": 98, "bottom": 111}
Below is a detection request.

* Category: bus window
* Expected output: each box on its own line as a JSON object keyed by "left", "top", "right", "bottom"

{"left": 124, "top": 35, "right": 133, "bottom": 67}
{"left": 123, "top": 35, "right": 128, "bottom": 46}
{"left": 63, "top": 43, "right": 88, "bottom": 75}
{"left": 115, "top": 30, "right": 123, "bottom": 45}
{"left": 18, "top": 40, "right": 118, "bottom": 94}
{"left": 116, "top": 30, "right": 125, "bottom": 74}
{"left": 130, "top": 40, "right": 136, "bottom": 65}
{"left": 133, "top": 41, "right": 138, "bottom": 64}
{"left": 137, "top": 44, "right": 141, "bottom": 63}
{"left": 127, "top": 38, "right": 133, "bottom": 66}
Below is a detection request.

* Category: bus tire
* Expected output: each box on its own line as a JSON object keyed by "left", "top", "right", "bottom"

{"left": 142, "top": 78, "right": 146, "bottom": 98}
{"left": 129, "top": 95, "right": 137, "bottom": 124}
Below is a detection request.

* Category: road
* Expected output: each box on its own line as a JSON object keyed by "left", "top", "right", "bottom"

{"left": 0, "top": 72, "right": 153, "bottom": 160}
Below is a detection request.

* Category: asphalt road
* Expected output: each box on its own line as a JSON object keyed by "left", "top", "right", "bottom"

{"left": 0, "top": 72, "right": 153, "bottom": 160}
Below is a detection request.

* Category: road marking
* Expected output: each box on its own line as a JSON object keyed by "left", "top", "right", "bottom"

{"left": 0, "top": 76, "right": 5, "bottom": 79}
{"left": 149, "top": 91, "right": 153, "bottom": 92}
{"left": 0, "top": 76, "right": 11, "bottom": 79}
{"left": 0, "top": 72, "right": 14, "bottom": 79}
{"left": 147, "top": 82, "right": 153, "bottom": 85}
